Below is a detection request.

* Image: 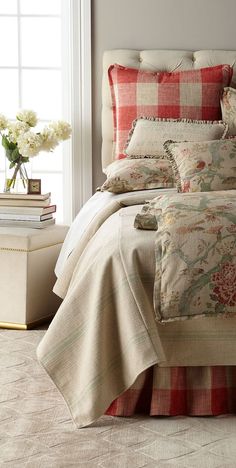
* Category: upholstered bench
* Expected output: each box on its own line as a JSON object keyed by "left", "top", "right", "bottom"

{"left": 0, "top": 224, "right": 69, "bottom": 329}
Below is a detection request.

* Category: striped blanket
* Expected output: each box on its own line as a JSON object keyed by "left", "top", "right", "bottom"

{"left": 37, "top": 192, "right": 236, "bottom": 428}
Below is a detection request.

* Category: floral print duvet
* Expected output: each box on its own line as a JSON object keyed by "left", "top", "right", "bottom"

{"left": 136, "top": 190, "right": 236, "bottom": 322}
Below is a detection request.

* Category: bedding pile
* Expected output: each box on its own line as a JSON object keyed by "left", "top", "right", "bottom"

{"left": 37, "top": 55, "right": 236, "bottom": 428}
{"left": 134, "top": 135, "right": 236, "bottom": 322}
{"left": 37, "top": 194, "right": 236, "bottom": 428}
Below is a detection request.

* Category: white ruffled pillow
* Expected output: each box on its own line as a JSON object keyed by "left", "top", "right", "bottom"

{"left": 125, "top": 117, "right": 228, "bottom": 159}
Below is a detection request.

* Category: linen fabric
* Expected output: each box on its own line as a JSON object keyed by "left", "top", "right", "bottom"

{"left": 108, "top": 63, "right": 233, "bottom": 160}
{"left": 221, "top": 87, "right": 236, "bottom": 136}
{"left": 125, "top": 117, "right": 228, "bottom": 159}
{"left": 100, "top": 158, "right": 175, "bottom": 194}
{"left": 55, "top": 188, "right": 176, "bottom": 278}
{"left": 164, "top": 139, "right": 236, "bottom": 192}
{"left": 54, "top": 188, "right": 176, "bottom": 298}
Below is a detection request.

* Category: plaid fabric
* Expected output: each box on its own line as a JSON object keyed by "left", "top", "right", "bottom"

{"left": 108, "top": 64, "right": 233, "bottom": 159}
{"left": 106, "top": 366, "right": 236, "bottom": 416}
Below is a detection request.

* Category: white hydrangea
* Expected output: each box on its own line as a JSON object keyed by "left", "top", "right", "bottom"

{"left": 8, "top": 121, "right": 30, "bottom": 143}
{"left": 17, "top": 131, "right": 42, "bottom": 158}
{"left": 1, "top": 110, "right": 71, "bottom": 168}
{"left": 16, "top": 109, "right": 38, "bottom": 127}
{"left": 40, "top": 127, "right": 59, "bottom": 152}
{"left": 49, "top": 120, "right": 72, "bottom": 141}
{"left": 0, "top": 114, "right": 8, "bottom": 131}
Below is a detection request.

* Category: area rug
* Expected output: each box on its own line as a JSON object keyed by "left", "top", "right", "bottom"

{"left": 1, "top": 327, "right": 236, "bottom": 467}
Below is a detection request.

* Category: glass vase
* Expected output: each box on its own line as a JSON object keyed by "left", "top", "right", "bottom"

{"left": 4, "top": 159, "right": 31, "bottom": 194}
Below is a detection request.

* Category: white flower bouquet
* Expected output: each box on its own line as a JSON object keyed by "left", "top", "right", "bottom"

{"left": 0, "top": 110, "right": 72, "bottom": 192}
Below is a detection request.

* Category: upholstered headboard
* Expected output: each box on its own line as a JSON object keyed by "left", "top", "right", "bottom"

{"left": 102, "top": 49, "right": 236, "bottom": 170}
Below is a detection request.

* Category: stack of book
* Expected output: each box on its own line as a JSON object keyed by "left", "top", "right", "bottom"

{"left": 0, "top": 192, "right": 56, "bottom": 228}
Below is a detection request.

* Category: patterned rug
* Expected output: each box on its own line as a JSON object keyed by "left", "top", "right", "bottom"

{"left": 1, "top": 327, "right": 236, "bottom": 467}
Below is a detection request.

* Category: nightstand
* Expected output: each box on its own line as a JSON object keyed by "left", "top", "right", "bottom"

{"left": 0, "top": 224, "right": 69, "bottom": 329}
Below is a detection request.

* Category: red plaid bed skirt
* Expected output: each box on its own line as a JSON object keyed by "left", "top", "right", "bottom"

{"left": 106, "top": 366, "right": 236, "bottom": 416}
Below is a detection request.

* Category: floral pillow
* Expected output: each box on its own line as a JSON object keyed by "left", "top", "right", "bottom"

{"left": 125, "top": 117, "right": 228, "bottom": 159}
{"left": 221, "top": 87, "right": 236, "bottom": 136}
{"left": 100, "top": 158, "right": 175, "bottom": 194}
{"left": 164, "top": 139, "right": 236, "bottom": 193}
{"left": 108, "top": 63, "right": 233, "bottom": 160}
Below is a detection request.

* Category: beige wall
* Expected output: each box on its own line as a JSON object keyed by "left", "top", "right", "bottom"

{"left": 92, "top": 0, "right": 236, "bottom": 189}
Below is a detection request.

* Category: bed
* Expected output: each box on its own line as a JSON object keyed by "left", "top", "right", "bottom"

{"left": 37, "top": 49, "right": 236, "bottom": 428}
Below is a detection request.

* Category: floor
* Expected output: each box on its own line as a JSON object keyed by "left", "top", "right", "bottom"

{"left": 1, "top": 328, "right": 236, "bottom": 468}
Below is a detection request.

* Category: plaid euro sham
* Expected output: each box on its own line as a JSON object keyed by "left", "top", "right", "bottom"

{"left": 108, "top": 63, "right": 233, "bottom": 160}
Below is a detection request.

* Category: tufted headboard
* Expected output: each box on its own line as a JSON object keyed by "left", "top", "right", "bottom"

{"left": 102, "top": 49, "right": 236, "bottom": 170}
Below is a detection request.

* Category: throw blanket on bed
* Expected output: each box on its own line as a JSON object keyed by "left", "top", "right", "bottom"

{"left": 135, "top": 190, "right": 236, "bottom": 322}
{"left": 37, "top": 205, "right": 164, "bottom": 428}
{"left": 54, "top": 188, "right": 176, "bottom": 299}
{"left": 37, "top": 198, "right": 236, "bottom": 429}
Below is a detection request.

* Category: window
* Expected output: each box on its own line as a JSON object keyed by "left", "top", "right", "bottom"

{"left": 0, "top": 0, "right": 92, "bottom": 224}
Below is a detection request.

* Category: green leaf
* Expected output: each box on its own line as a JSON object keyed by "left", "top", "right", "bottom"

{"left": 1, "top": 135, "right": 10, "bottom": 150}
{"left": 11, "top": 147, "right": 20, "bottom": 163}
{"left": 21, "top": 156, "right": 29, "bottom": 163}
{"left": 2, "top": 135, "right": 17, "bottom": 151}
{"left": 5, "top": 148, "right": 14, "bottom": 162}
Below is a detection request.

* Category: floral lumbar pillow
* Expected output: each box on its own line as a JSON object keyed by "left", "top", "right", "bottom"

{"left": 125, "top": 117, "right": 228, "bottom": 159}
{"left": 164, "top": 139, "right": 236, "bottom": 193}
{"left": 221, "top": 87, "right": 236, "bottom": 136}
{"left": 100, "top": 158, "right": 175, "bottom": 194}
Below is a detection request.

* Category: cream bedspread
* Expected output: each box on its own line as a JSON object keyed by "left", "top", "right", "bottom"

{"left": 37, "top": 196, "right": 236, "bottom": 428}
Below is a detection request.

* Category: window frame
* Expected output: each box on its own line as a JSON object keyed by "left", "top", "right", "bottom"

{"left": 0, "top": 0, "right": 92, "bottom": 224}
{"left": 62, "top": 0, "right": 92, "bottom": 224}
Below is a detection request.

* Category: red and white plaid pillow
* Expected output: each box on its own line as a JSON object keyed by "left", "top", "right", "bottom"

{"left": 108, "top": 63, "right": 233, "bottom": 159}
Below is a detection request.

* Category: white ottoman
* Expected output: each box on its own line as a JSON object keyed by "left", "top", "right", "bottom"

{"left": 0, "top": 224, "right": 69, "bottom": 329}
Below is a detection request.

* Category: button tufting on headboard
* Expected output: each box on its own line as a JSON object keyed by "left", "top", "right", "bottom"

{"left": 102, "top": 49, "right": 236, "bottom": 170}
